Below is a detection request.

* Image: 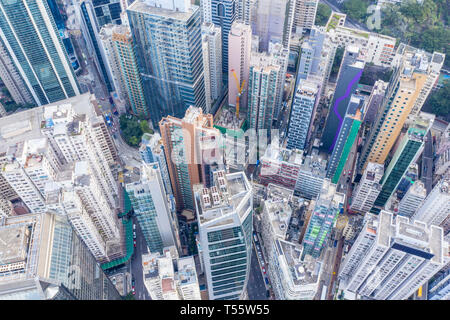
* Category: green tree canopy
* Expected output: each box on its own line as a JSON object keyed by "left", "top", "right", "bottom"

{"left": 315, "top": 3, "right": 332, "bottom": 26}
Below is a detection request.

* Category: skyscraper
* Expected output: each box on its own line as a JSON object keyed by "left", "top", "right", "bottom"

{"left": 0, "top": 212, "right": 121, "bottom": 300}
{"left": 371, "top": 114, "right": 433, "bottom": 213}
{"left": 301, "top": 179, "right": 345, "bottom": 259}
{"left": 0, "top": 0, "right": 80, "bottom": 106}
{"left": 327, "top": 95, "right": 364, "bottom": 184}
{"left": 359, "top": 46, "right": 444, "bottom": 172}
{"left": 201, "top": 0, "right": 237, "bottom": 73}
{"left": 349, "top": 162, "right": 383, "bottom": 214}
{"left": 126, "top": 162, "right": 181, "bottom": 254}
{"left": 128, "top": 0, "right": 206, "bottom": 126}
{"left": 292, "top": 0, "right": 318, "bottom": 34}
{"left": 105, "top": 24, "right": 148, "bottom": 117}
{"left": 201, "top": 22, "right": 223, "bottom": 112}
{"left": 247, "top": 51, "right": 281, "bottom": 131}
{"left": 320, "top": 46, "right": 364, "bottom": 153}
{"left": 339, "top": 211, "right": 446, "bottom": 300}
{"left": 159, "top": 106, "right": 222, "bottom": 211}
{"left": 228, "top": 21, "right": 252, "bottom": 113}
{"left": 0, "top": 39, "right": 34, "bottom": 105}
{"left": 0, "top": 94, "right": 123, "bottom": 262}
{"left": 78, "top": 0, "right": 114, "bottom": 92}
{"left": 397, "top": 180, "right": 427, "bottom": 218}
{"left": 252, "top": 0, "right": 295, "bottom": 51}
{"left": 195, "top": 170, "right": 253, "bottom": 300}
{"left": 411, "top": 177, "right": 450, "bottom": 228}
{"left": 286, "top": 79, "right": 320, "bottom": 150}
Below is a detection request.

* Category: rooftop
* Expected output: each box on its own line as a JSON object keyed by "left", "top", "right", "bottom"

{"left": 264, "top": 199, "right": 292, "bottom": 239}
{"left": 276, "top": 239, "right": 320, "bottom": 286}
{"left": 128, "top": 0, "right": 198, "bottom": 21}
{"left": 195, "top": 171, "right": 251, "bottom": 224}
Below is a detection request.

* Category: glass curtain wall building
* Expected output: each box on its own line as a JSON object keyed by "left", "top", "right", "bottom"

{"left": 195, "top": 171, "right": 253, "bottom": 300}
{"left": 0, "top": 213, "right": 121, "bottom": 300}
{"left": 0, "top": 0, "right": 80, "bottom": 106}
{"left": 127, "top": 0, "right": 206, "bottom": 126}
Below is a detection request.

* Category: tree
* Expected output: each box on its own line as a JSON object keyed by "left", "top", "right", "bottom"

{"left": 342, "top": 0, "right": 369, "bottom": 21}
{"left": 315, "top": 3, "right": 332, "bottom": 26}
{"left": 119, "top": 115, "right": 144, "bottom": 147}
{"left": 426, "top": 81, "right": 450, "bottom": 120}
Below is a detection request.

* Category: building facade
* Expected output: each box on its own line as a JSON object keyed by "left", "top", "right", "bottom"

{"left": 195, "top": 171, "right": 253, "bottom": 300}
{"left": 128, "top": 0, "right": 206, "bottom": 126}
{"left": 0, "top": 0, "right": 80, "bottom": 106}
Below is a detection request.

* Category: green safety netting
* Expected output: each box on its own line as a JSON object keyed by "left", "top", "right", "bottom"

{"left": 101, "top": 189, "right": 134, "bottom": 270}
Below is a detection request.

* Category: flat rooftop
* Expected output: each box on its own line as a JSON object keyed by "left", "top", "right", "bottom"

{"left": 195, "top": 171, "right": 251, "bottom": 224}
{"left": 0, "top": 225, "right": 29, "bottom": 266}
{"left": 276, "top": 239, "right": 320, "bottom": 286}
{"left": 128, "top": 0, "right": 198, "bottom": 21}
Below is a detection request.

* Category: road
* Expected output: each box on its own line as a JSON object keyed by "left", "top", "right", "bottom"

{"left": 247, "top": 247, "right": 268, "bottom": 300}
{"left": 130, "top": 218, "right": 151, "bottom": 300}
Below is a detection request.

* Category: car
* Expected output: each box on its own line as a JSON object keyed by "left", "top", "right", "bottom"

{"left": 133, "top": 239, "right": 137, "bottom": 247}
{"left": 262, "top": 266, "right": 266, "bottom": 273}
{"left": 132, "top": 279, "right": 135, "bottom": 287}
{"left": 253, "top": 234, "right": 258, "bottom": 242}
{"left": 133, "top": 231, "right": 136, "bottom": 239}
{"left": 133, "top": 224, "right": 136, "bottom": 231}
{"left": 132, "top": 287, "right": 136, "bottom": 295}
{"left": 266, "top": 290, "right": 270, "bottom": 297}
{"left": 256, "top": 245, "right": 261, "bottom": 251}
{"left": 265, "top": 278, "right": 269, "bottom": 285}
{"left": 261, "top": 260, "right": 265, "bottom": 267}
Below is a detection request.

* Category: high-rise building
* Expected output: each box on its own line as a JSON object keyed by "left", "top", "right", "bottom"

{"left": 397, "top": 180, "right": 427, "bottom": 218}
{"left": 428, "top": 267, "right": 450, "bottom": 300}
{"left": 195, "top": 170, "right": 253, "bottom": 300}
{"left": 296, "top": 26, "right": 334, "bottom": 93}
{"left": 90, "top": 0, "right": 122, "bottom": 26}
{"left": 247, "top": 51, "right": 281, "bottom": 131}
{"left": 0, "top": 40, "right": 34, "bottom": 105}
{"left": 301, "top": 179, "right": 345, "bottom": 259}
{"left": 139, "top": 132, "right": 173, "bottom": 196}
{"left": 349, "top": 162, "right": 383, "bottom": 214}
{"left": 259, "top": 143, "right": 303, "bottom": 190}
{"left": 286, "top": 79, "right": 320, "bottom": 150}
{"left": 201, "top": 0, "right": 237, "bottom": 73}
{"left": 201, "top": 22, "right": 223, "bottom": 112}
{"left": 0, "top": 0, "right": 80, "bottom": 106}
{"left": 292, "top": 0, "right": 318, "bottom": 34}
{"left": 159, "top": 106, "right": 222, "bottom": 211}
{"left": 99, "top": 24, "right": 129, "bottom": 114}
{"left": 77, "top": 0, "right": 114, "bottom": 92}
{"left": 126, "top": 162, "right": 181, "bottom": 254}
{"left": 294, "top": 148, "right": 327, "bottom": 200}
{"left": 269, "top": 239, "right": 322, "bottom": 300}
{"left": 411, "top": 177, "right": 450, "bottom": 228}
{"left": 0, "top": 213, "right": 121, "bottom": 300}
{"left": 320, "top": 46, "right": 364, "bottom": 153}
{"left": 435, "top": 123, "right": 450, "bottom": 178}
{"left": 110, "top": 24, "right": 148, "bottom": 116}
{"left": 339, "top": 211, "right": 446, "bottom": 300}
{"left": 363, "top": 80, "right": 388, "bottom": 124}
{"left": 228, "top": 21, "right": 252, "bottom": 113}
{"left": 128, "top": 0, "right": 206, "bottom": 126}
{"left": 252, "top": 0, "right": 295, "bottom": 51}
{"left": 142, "top": 247, "right": 202, "bottom": 300}
{"left": 327, "top": 95, "right": 364, "bottom": 184}
{"left": 371, "top": 115, "right": 433, "bottom": 213}
{"left": 326, "top": 14, "right": 396, "bottom": 68}
{"left": 359, "top": 46, "right": 444, "bottom": 172}
{"left": 0, "top": 94, "right": 123, "bottom": 262}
